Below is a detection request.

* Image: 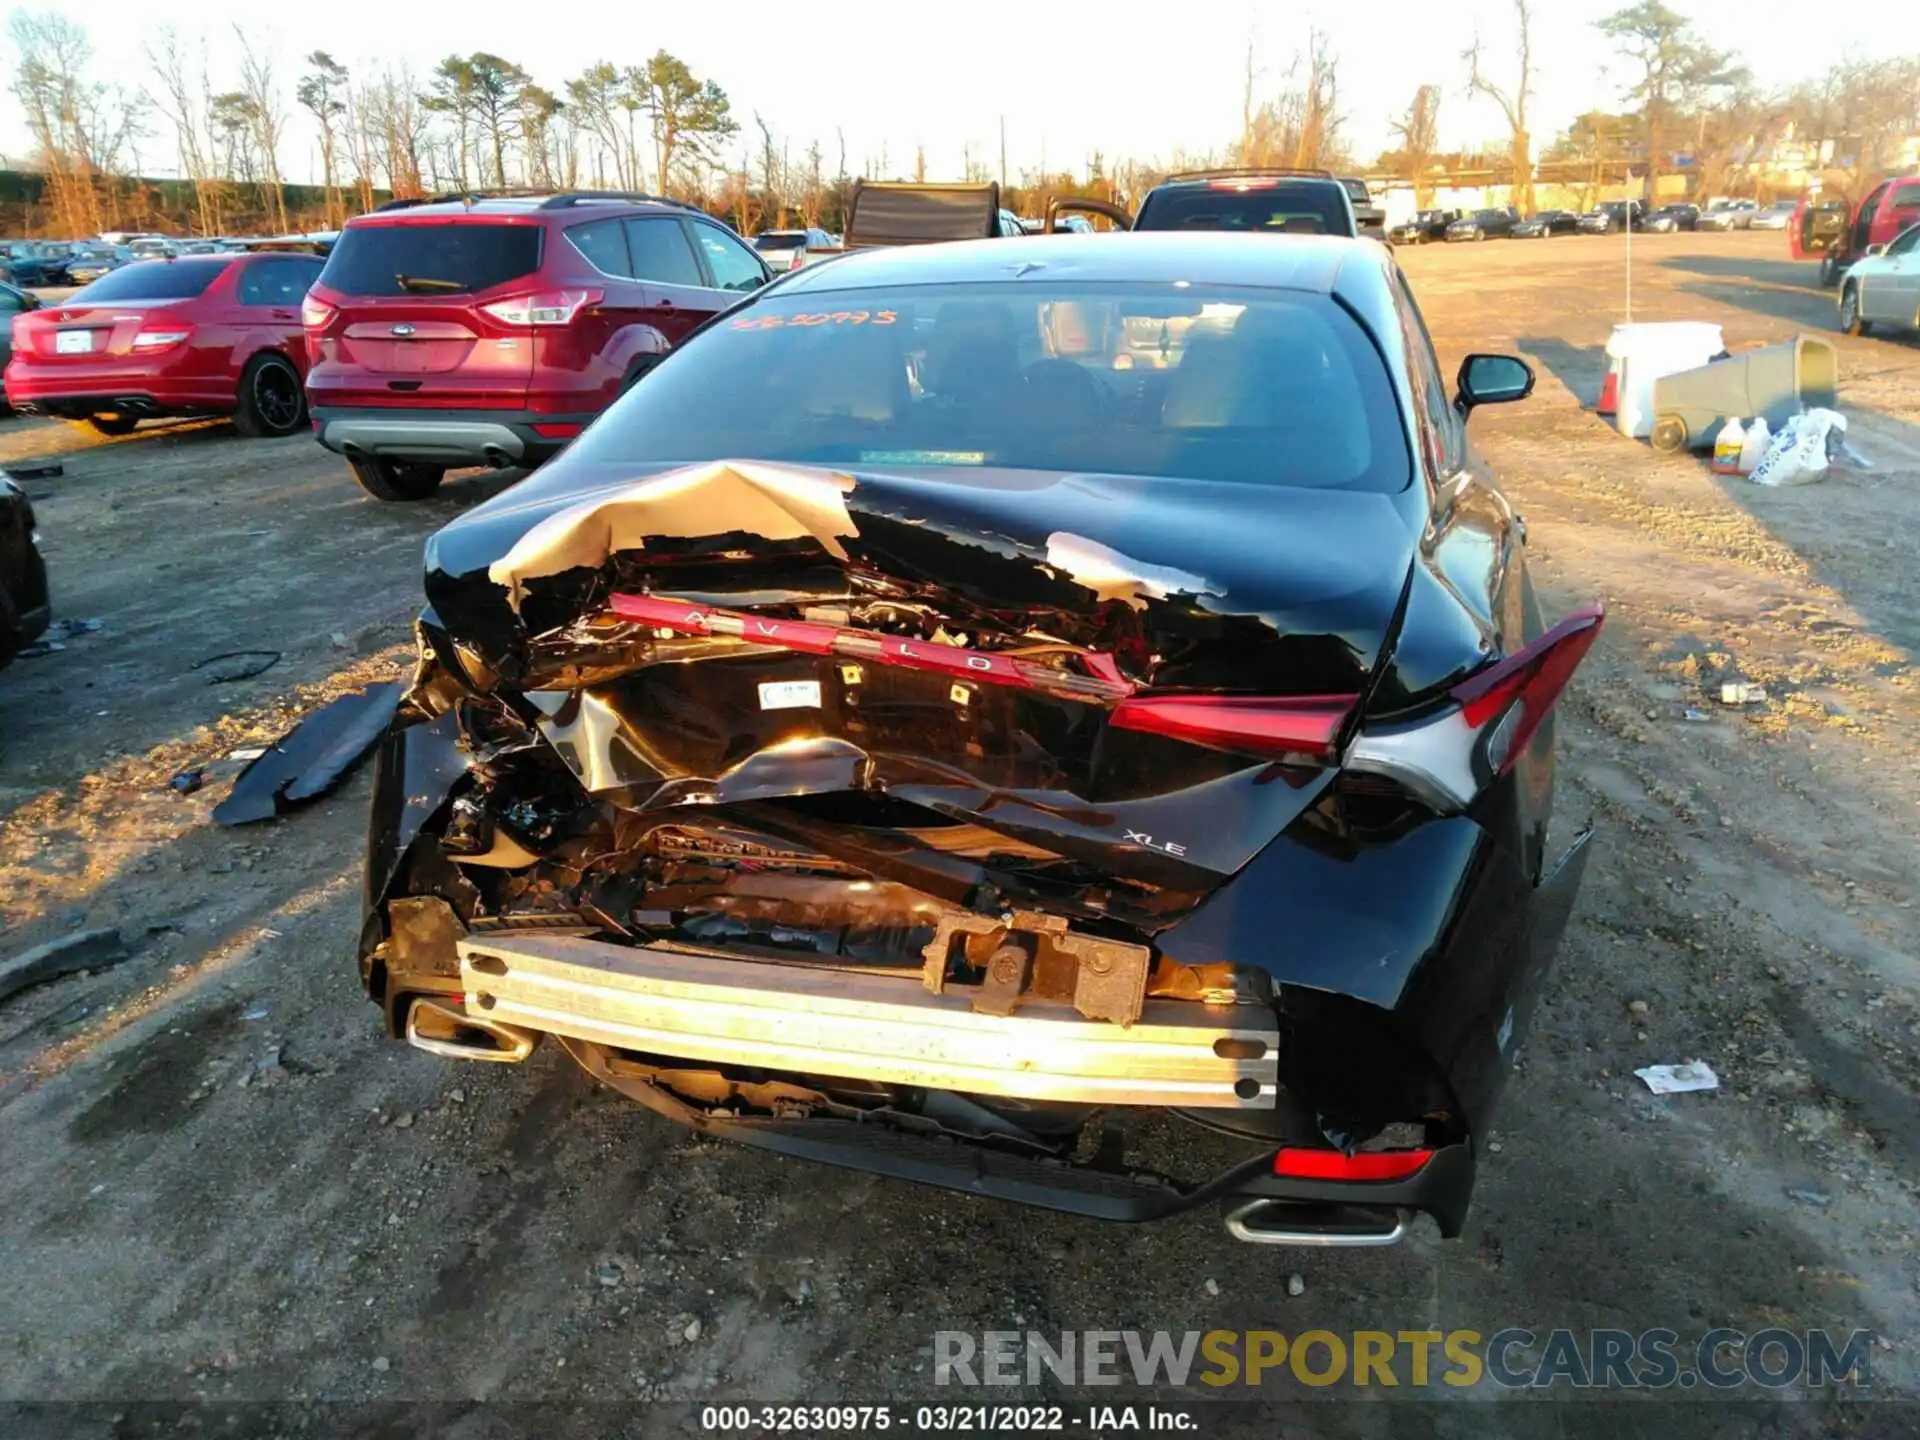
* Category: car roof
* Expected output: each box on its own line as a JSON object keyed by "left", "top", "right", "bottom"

{"left": 353, "top": 194, "right": 694, "bottom": 224}
{"left": 769, "top": 231, "right": 1361, "bottom": 296}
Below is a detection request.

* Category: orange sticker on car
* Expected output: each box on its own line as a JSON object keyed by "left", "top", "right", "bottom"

{"left": 730, "top": 310, "right": 896, "bottom": 331}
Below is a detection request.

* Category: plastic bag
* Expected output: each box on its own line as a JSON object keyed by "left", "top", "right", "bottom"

{"left": 1749, "top": 408, "right": 1847, "bottom": 487}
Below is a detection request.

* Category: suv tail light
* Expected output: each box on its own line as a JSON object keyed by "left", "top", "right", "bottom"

{"left": 481, "top": 289, "right": 603, "bottom": 327}
{"left": 131, "top": 328, "right": 192, "bottom": 352}
{"left": 301, "top": 295, "right": 336, "bottom": 329}
{"left": 1344, "top": 606, "right": 1604, "bottom": 813}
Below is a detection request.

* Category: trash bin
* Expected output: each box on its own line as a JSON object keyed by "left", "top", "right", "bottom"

{"left": 1648, "top": 336, "right": 1839, "bottom": 453}
{"left": 1603, "top": 323, "right": 1727, "bottom": 438}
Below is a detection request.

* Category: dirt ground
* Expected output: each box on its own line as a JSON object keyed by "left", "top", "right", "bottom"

{"left": 1, "top": 230, "right": 1917, "bottom": 1435}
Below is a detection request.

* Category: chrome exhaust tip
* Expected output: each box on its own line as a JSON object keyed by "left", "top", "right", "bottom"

{"left": 405, "top": 997, "right": 538, "bottom": 1064}
{"left": 1224, "top": 1199, "right": 1411, "bottom": 1248}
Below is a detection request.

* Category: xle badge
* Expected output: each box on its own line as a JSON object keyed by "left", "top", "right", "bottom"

{"left": 1124, "top": 829, "right": 1188, "bottom": 858}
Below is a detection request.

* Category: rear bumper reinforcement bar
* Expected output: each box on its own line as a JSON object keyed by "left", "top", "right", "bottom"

{"left": 456, "top": 932, "right": 1278, "bottom": 1109}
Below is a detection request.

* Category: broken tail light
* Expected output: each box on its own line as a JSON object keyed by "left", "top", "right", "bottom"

{"left": 609, "top": 592, "right": 1135, "bottom": 704}
{"left": 482, "top": 289, "right": 603, "bottom": 327}
{"left": 1273, "top": 1147, "right": 1434, "bottom": 1181}
{"left": 1344, "top": 605, "right": 1605, "bottom": 814}
{"left": 1109, "top": 694, "right": 1355, "bottom": 760}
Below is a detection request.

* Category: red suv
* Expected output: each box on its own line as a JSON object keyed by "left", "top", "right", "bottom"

{"left": 4, "top": 252, "right": 320, "bottom": 437}
{"left": 303, "top": 192, "right": 773, "bottom": 501}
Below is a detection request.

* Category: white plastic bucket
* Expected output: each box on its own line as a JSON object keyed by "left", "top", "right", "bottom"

{"left": 1605, "top": 322, "right": 1726, "bottom": 438}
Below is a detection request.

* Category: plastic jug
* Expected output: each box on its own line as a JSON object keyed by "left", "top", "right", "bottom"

{"left": 1737, "top": 416, "right": 1771, "bottom": 474}
{"left": 1711, "top": 418, "right": 1746, "bottom": 474}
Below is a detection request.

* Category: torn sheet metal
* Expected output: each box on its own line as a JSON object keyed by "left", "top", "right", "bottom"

{"left": 1043, "top": 532, "right": 1220, "bottom": 609}
{"left": 215, "top": 683, "right": 403, "bottom": 825}
{"left": 487, "top": 460, "right": 860, "bottom": 608}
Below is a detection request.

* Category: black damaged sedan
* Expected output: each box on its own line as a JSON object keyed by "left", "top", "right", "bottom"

{"left": 361, "top": 233, "right": 1601, "bottom": 1250}
{"left": 1, "top": 476, "right": 51, "bottom": 669}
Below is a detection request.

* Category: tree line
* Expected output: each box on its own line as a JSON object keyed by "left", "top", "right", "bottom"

{"left": 6, "top": 1, "right": 1920, "bottom": 241}
{"left": 1367, "top": 2, "right": 1920, "bottom": 213}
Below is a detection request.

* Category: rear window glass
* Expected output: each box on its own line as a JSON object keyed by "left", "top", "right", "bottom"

{"left": 570, "top": 281, "right": 1409, "bottom": 494}
{"left": 1134, "top": 184, "right": 1351, "bottom": 237}
{"left": 71, "top": 259, "right": 229, "bottom": 301}
{"left": 1890, "top": 182, "right": 1920, "bottom": 208}
{"left": 755, "top": 232, "right": 809, "bottom": 251}
{"left": 317, "top": 222, "right": 541, "bottom": 296}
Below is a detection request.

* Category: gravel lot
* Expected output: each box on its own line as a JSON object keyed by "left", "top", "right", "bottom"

{"left": 2, "top": 231, "right": 1917, "bottom": 1435}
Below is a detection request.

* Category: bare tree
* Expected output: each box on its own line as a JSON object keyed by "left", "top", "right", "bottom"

{"left": 754, "top": 114, "right": 786, "bottom": 226}
{"left": 800, "top": 140, "right": 825, "bottom": 227}
{"left": 340, "top": 77, "right": 379, "bottom": 212}
{"left": 1391, "top": 84, "right": 1442, "bottom": 204}
{"left": 565, "top": 63, "right": 632, "bottom": 188}
{"left": 10, "top": 10, "right": 144, "bottom": 233}
{"left": 235, "top": 28, "right": 288, "bottom": 231}
{"left": 147, "top": 27, "right": 223, "bottom": 234}
{"left": 297, "top": 51, "right": 349, "bottom": 227}
{"left": 1464, "top": 0, "right": 1534, "bottom": 213}
{"left": 1241, "top": 30, "right": 1345, "bottom": 171}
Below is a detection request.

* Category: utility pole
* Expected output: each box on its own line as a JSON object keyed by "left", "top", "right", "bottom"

{"left": 999, "top": 115, "right": 1007, "bottom": 190}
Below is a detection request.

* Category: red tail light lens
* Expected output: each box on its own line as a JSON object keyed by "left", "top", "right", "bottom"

{"left": 131, "top": 328, "right": 192, "bottom": 352}
{"left": 1273, "top": 1147, "right": 1434, "bottom": 1181}
{"left": 1345, "top": 605, "right": 1605, "bottom": 813}
{"left": 1109, "top": 694, "right": 1356, "bottom": 760}
{"left": 482, "top": 289, "right": 602, "bottom": 327}
{"left": 301, "top": 296, "right": 336, "bottom": 329}
{"left": 1210, "top": 177, "right": 1278, "bottom": 190}
{"left": 530, "top": 422, "right": 583, "bottom": 439}
{"left": 1451, "top": 605, "right": 1605, "bottom": 770}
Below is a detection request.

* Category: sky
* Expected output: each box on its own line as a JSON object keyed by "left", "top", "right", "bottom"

{"left": 5, "top": 0, "right": 1918, "bottom": 186}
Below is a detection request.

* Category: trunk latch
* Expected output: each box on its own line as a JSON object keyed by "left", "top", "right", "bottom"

{"left": 921, "top": 910, "right": 1152, "bottom": 1027}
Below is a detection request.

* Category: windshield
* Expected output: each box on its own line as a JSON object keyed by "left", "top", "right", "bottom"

{"left": 566, "top": 281, "right": 1410, "bottom": 494}
{"left": 70, "top": 259, "right": 229, "bottom": 301}
{"left": 1134, "top": 183, "right": 1351, "bottom": 236}
{"left": 317, "top": 221, "right": 542, "bottom": 296}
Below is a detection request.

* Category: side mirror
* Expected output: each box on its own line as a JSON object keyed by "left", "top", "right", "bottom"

{"left": 1455, "top": 354, "right": 1534, "bottom": 414}
{"left": 1865, "top": 243, "right": 1887, "bottom": 258}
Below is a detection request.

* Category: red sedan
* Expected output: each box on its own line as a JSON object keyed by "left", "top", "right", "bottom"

{"left": 4, "top": 252, "right": 323, "bottom": 437}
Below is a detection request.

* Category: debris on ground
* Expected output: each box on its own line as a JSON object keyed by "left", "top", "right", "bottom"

{"left": 0, "top": 928, "right": 130, "bottom": 1006}
{"left": 191, "top": 650, "right": 282, "bottom": 684}
{"left": 1786, "top": 1188, "right": 1833, "bottom": 1207}
{"left": 1286, "top": 1273, "right": 1306, "bottom": 1297}
{"left": 1634, "top": 1061, "right": 1720, "bottom": 1095}
{"left": 13, "top": 616, "right": 103, "bottom": 659}
{"left": 167, "top": 769, "right": 204, "bottom": 795}
{"left": 1720, "top": 682, "right": 1768, "bottom": 706}
{"left": 213, "top": 683, "right": 403, "bottom": 826}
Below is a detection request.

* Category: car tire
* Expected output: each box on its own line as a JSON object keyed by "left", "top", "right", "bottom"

{"left": 1838, "top": 284, "right": 1871, "bottom": 337}
{"left": 349, "top": 457, "right": 446, "bottom": 502}
{"left": 1650, "top": 416, "right": 1689, "bottom": 453}
{"left": 85, "top": 413, "right": 139, "bottom": 437}
{"left": 233, "top": 353, "right": 307, "bottom": 438}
